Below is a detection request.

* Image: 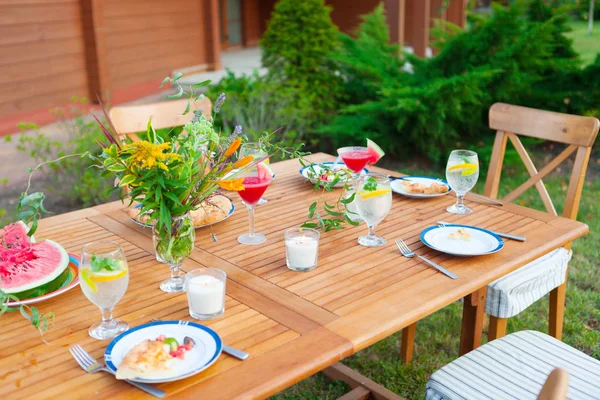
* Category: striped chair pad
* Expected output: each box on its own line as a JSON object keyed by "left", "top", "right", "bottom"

{"left": 425, "top": 330, "right": 600, "bottom": 400}
{"left": 485, "top": 247, "right": 572, "bottom": 319}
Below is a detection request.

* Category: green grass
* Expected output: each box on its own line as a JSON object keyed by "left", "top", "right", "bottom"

{"left": 566, "top": 20, "right": 600, "bottom": 66}
{"left": 271, "top": 151, "right": 600, "bottom": 399}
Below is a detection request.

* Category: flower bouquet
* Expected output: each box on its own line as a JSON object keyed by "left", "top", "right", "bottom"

{"left": 93, "top": 82, "right": 262, "bottom": 292}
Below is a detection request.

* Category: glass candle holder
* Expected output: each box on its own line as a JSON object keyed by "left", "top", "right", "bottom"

{"left": 184, "top": 268, "right": 226, "bottom": 320}
{"left": 284, "top": 228, "right": 320, "bottom": 272}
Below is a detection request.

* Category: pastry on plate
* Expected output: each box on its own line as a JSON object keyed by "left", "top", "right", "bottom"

{"left": 448, "top": 228, "right": 472, "bottom": 241}
{"left": 401, "top": 180, "right": 448, "bottom": 194}
{"left": 116, "top": 339, "right": 174, "bottom": 380}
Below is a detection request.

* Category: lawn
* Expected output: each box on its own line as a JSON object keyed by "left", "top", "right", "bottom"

{"left": 567, "top": 19, "right": 600, "bottom": 66}
{"left": 272, "top": 148, "right": 600, "bottom": 399}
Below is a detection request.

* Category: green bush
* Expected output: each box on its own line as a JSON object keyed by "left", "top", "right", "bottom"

{"left": 14, "top": 100, "right": 115, "bottom": 207}
{"left": 260, "top": 0, "right": 344, "bottom": 129}
{"left": 322, "top": 0, "right": 599, "bottom": 163}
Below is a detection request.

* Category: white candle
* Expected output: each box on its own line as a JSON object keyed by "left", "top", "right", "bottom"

{"left": 286, "top": 236, "right": 319, "bottom": 271}
{"left": 186, "top": 274, "right": 225, "bottom": 316}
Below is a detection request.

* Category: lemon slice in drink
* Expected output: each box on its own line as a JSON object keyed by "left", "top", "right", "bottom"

{"left": 359, "top": 189, "right": 391, "bottom": 200}
{"left": 90, "top": 267, "right": 128, "bottom": 283}
{"left": 448, "top": 162, "right": 478, "bottom": 177}
{"left": 81, "top": 269, "right": 98, "bottom": 293}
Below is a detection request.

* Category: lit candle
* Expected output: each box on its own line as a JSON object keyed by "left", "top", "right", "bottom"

{"left": 185, "top": 269, "right": 226, "bottom": 319}
{"left": 284, "top": 228, "right": 320, "bottom": 272}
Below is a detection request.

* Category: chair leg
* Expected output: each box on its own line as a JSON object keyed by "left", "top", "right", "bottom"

{"left": 400, "top": 323, "right": 417, "bottom": 364}
{"left": 549, "top": 282, "right": 567, "bottom": 340}
{"left": 488, "top": 316, "right": 508, "bottom": 341}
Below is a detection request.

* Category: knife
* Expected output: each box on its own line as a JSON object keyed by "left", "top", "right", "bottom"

{"left": 437, "top": 220, "right": 526, "bottom": 242}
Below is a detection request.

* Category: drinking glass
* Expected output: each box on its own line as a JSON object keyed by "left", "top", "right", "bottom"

{"left": 445, "top": 150, "right": 479, "bottom": 214}
{"left": 239, "top": 142, "right": 269, "bottom": 205}
{"left": 337, "top": 146, "right": 371, "bottom": 180}
{"left": 237, "top": 166, "right": 272, "bottom": 245}
{"left": 80, "top": 241, "right": 129, "bottom": 340}
{"left": 354, "top": 173, "right": 393, "bottom": 247}
{"left": 185, "top": 268, "right": 226, "bottom": 320}
{"left": 284, "top": 228, "right": 320, "bottom": 272}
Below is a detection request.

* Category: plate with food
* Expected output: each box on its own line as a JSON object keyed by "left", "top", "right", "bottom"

{"left": 390, "top": 176, "right": 449, "bottom": 198}
{"left": 1, "top": 221, "right": 80, "bottom": 307}
{"left": 128, "top": 193, "right": 235, "bottom": 229}
{"left": 105, "top": 320, "right": 222, "bottom": 383}
{"left": 300, "top": 162, "right": 368, "bottom": 188}
{"left": 420, "top": 224, "right": 504, "bottom": 256}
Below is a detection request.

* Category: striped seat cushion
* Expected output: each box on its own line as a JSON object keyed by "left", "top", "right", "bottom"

{"left": 485, "top": 247, "right": 572, "bottom": 319}
{"left": 425, "top": 330, "right": 600, "bottom": 400}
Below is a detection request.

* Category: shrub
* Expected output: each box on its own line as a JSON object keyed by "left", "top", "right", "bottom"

{"left": 322, "top": 0, "right": 599, "bottom": 163}
{"left": 260, "top": 0, "right": 344, "bottom": 129}
{"left": 14, "top": 100, "right": 115, "bottom": 207}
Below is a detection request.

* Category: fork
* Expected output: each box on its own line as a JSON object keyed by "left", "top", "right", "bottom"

{"left": 69, "top": 344, "right": 165, "bottom": 398}
{"left": 394, "top": 238, "right": 458, "bottom": 280}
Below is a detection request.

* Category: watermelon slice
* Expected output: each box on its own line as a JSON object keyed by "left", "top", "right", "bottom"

{"left": 366, "top": 139, "right": 385, "bottom": 164}
{"left": 257, "top": 162, "right": 274, "bottom": 181}
{"left": 0, "top": 221, "right": 70, "bottom": 300}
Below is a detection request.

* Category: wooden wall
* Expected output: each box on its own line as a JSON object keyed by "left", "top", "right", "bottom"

{"left": 328, "top": 0, "right": 380, "bottom": 34}
{"left": 0, "top": 0, "right": 89, "bottom": 119}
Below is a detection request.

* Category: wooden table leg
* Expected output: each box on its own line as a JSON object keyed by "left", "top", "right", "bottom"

{"left": 459, "top": 286, "right": 486, "bottom": 356}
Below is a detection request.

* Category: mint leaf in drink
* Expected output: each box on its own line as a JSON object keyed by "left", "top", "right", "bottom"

{"left": 90, "top": 255, "right": 121, "bottom": 272}
{"left": 363, "top": 177, "right": 377, "bottom": 191}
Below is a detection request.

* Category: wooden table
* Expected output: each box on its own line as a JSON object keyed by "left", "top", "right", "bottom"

{"left": 0, "top": 153, "right": 588, "bottom": 399}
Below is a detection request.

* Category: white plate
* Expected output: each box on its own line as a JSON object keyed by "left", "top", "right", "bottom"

{"left": 299, "top": 162, "right": 368, "bottom": 188}
{"left": 105, "top": 320, "right": 222, "bottom": 383}
{"left": 420, "top": 224, "right": 504, "bottom": 256}
{"left": 390, "top": 176, "right": 449, "bottom": 198}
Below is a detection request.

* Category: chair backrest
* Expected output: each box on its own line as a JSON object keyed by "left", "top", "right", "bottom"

{"left": 484, "top": 103, "right": 599, "bottom": 221}
{"left": 109, "top": 97, "right": 213, "bottom": 140}
{"left": 537, "top": 368, "right": 569, "bottom": 400}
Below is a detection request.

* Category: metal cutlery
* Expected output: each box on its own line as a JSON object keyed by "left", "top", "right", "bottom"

{"left": 151, "top": 318, "right": 249, "bottom": 360}
{"left": 395, "top": 238, "right": 458, "bottom": 279}
{"left": 69, "top": 344, "right": 165, "bottom": 398}
{"left": 437, "top": 220, "right": 526, "bottom": 242}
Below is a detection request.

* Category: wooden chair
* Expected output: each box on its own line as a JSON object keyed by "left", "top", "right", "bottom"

{"left": 400, "top": 103, "right": 599, "bottom": 362}
{"left": 108, "top": 97, "right": 212, "bottom": 140}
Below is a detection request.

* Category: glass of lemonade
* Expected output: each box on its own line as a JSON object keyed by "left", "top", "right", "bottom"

{"left": 240, "top": 142, "right": 269, "bottom": 205}
{"left": 445, "top": 149, "right": 479, "bottom": 214}
{"left": 355, "top": 173, "right": 393, "bottom": 247}
{"left": 80, "top": 241, "right": 129, "bottom": 340}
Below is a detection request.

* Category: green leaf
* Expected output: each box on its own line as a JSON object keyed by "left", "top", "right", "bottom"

{"left": 118, "top": 174, "right": 136, "bottom": 187}
{"left": 173, "top": 72, "right": 183, "bottom": 82}
{"left": 160, "top": 77, "right": 171, "bottom": 87}
{"left": 182, "top": 101, "right": 191, "bottom": 115}
{"left": 300, "top": 222, "right": 319, "bottom": 229}
{"left": 191, "top": 80, "right": 211, "bottom": 88}
{"left": 324, "top": 208, "right": 343, "bottom": 217}
{"left": 167, "top": 86, "right": 184, "bottom": 99}
{"left": 324, "top": 201, "right": 335, "bottom": 210}
{"left": 340, "top": 192, "right": 356, "bottom": 204}
{"left": 344, "top": 213, "right": 360, "bottom": 226}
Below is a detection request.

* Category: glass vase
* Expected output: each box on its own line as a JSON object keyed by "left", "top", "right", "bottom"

{"left": 152, "top": 213, "right": 195, "bottom": 293}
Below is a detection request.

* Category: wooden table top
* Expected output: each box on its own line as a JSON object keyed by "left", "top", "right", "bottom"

{"left": 0, "top": 153, "right": 588, "bottom": 399}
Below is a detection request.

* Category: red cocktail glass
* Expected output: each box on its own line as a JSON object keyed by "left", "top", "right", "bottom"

{"left": 237, "top": 170, "right": 272, "bottom": 245}
{"left": 337, "top": 146, "right": 371, "bottom": 178}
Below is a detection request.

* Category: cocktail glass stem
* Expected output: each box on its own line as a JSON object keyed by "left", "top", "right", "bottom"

{"left": 456, "top": 194, "right": 465, "bottom": 211}
{"left": 160, "top": 263, "right": 184, "bottom": 293}
{"left": 101, "top": 308, "right": 115, "bottom": 328}
{"left": 247, "top": 204, "right": 255, "bottom": 237}
{"left": 367, "top": 224, "right": 377, "bottom": 239}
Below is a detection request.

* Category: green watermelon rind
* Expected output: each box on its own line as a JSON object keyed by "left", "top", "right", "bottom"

{"left": 366, "top": 139, "right": 385, "bottom": 164}
{"left": 11, "top": 266, "right": 71, "bottom": 300}
{"left": 2, "top": 239, "right": 70, "bottom": 296}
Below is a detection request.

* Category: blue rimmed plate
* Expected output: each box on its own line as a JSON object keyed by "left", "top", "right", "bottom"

{"left": 4, "top": 253, "right": 80, "bottom": 307}
{"left": 420, "top": 224, "right": 504, "bottom": 256}
{"left": 390, "top": 176, "right": 449, "bottom": 198}
{"left": 300, "top": 161, "right": 368, "bottom": 188}
{"left": 105, "top": 320, "right": 222, "bottom": 383}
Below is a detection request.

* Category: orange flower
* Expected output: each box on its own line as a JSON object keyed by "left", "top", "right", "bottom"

{"left": 218, "top": 178, "right": 245, "bottom": 191}
{"left": 233, "top": 155, "right": 254, "bottom": 169}
{"left": 224, "top": 138, "right": 242, "bottom": 158}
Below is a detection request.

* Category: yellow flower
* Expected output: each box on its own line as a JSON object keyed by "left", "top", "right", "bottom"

{"left": 218, "top": 178, "right": 245, "bottom": 191}
{"left": 224, "top": 138, "right": 242, "bottom": 158}
{"left": 233, "top": 155, "right": 254, "bottom": 169}
{"left": 122, "top": 141, "right": 181, "bottom": 171}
